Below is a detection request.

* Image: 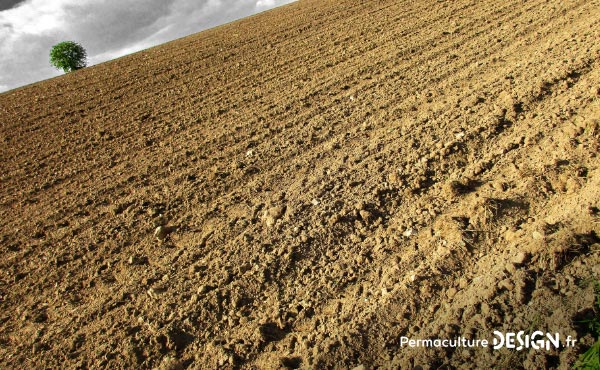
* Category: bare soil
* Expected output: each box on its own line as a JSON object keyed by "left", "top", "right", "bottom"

{"left": 1, "top": 0, "right": 600, "bottom": 368}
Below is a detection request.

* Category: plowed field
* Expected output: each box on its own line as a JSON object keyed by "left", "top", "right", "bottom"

{"left": 1, "top": 0, "right": 600, "bottom": 368}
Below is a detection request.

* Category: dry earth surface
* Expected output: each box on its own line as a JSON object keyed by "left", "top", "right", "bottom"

{"left": 1, "top": 0, "right": 600, "bottom": 368}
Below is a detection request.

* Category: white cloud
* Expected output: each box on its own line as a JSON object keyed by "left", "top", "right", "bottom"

{"left": 0, "top": 0, "right": 296, "bottom": 93}
{"left": 1, "top": 0, "right": 70, "bottom": 35}
{"left": 256, "top": 0, "right": 277, "bottom": 9}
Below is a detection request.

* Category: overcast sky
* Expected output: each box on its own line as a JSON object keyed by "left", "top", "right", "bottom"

{"left": 0, "top": 0, "right": 296, "bottom": 93}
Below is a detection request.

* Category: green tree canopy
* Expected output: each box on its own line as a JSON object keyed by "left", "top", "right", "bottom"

{"left": 49, "top": 41, "right": 87, "bottom": 73}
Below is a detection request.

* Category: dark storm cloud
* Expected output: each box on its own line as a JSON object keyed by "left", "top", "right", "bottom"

{"left": 0, "top": 0, "right": 25, "bottom": 11}
{"left": 0, "top": 0, "right": 295, "bottom": 92}
{"left": 62, "top": 0, "right": 172, "bottom": 57}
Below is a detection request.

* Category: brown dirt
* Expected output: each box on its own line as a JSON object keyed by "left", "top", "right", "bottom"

{"left": 1, "top": 0, "right": 600, "bottom": 368}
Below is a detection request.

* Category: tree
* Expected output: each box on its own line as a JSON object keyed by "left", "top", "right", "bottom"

{"left": 49, "top": 41, "right": 87, "bottom": 73}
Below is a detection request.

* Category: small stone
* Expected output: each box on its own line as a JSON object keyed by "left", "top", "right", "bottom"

{"left": 498, "top": 279, "right": 515, "bottom": 291}
{"left": 154, "top": 226, "right": 168, "bottom": 241}
{"left": 481, "top": 302, "right": 490, "bottom": 315}
{"left": 359, "top": 210, "right": 373, "bottom": 223}
{"left": 197, "top": 285, "right": 210, "bottom": 294}
{"left": 351, "top": 365, "right": 366, "bottom": 370}
{"left": 505, "top": 263, "right": 516, "bottom": 273}
{"left": 403, "top": 228, "right": 414, "bottom": 237}
{"left": 498, "top": 90, "right": 516, "bottom": 110}
{"left": 147, "top": 288, "right": 157, "bottom": 299}
{"left": 153, "top": 214, "right": 167, "bottom": 227}
{"left": 512, "top": 252, "right": 529, "bottom": 266}
{"left": 532, "top": 231, "right": 543, "bottom": 240}
{"left": 128, "top": 255, "right": 146, "bottom": 265}
{"left": 148, "top": 285, "right": 166, "bottom": 298}
{"left": 311, "top": 199, "right": 320, "bottom": 206}
{"left": 504, "top": 229, "right": 523, "bottom": 242}
{"left": 447, "top": 287, "right": 457, "bottom": 298}
{"left": 262, "top": 205, "right": 286, "bottom": 227}
{"left": 264, "top": 215, "right": 276, "bottom": 227}
{"left": 412, "top": 177, "right": 423, "bottom": 190}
